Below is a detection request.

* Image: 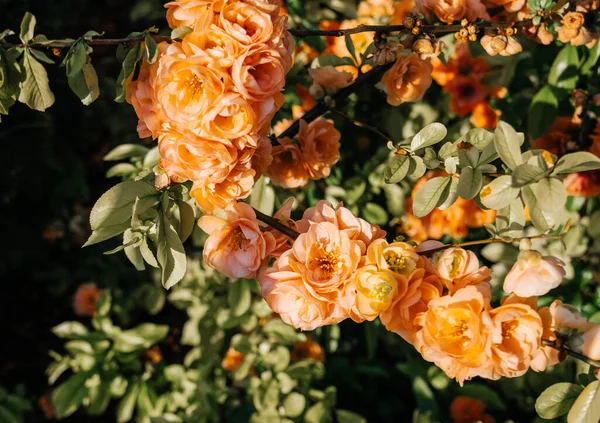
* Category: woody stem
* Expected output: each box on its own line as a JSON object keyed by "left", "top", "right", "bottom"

{"left": 542, "top": 339, "right": 600, "bottom": 368}
{"left": 253, "top": 207, "right": 300, "bottom": 240}
{"left": 326, "top": 106, "right": 395, "bottom": 144}
{"left": 418, "top": 234, "right": 565, "bottom": 255}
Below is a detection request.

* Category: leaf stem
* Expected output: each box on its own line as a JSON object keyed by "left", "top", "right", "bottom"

{"left": 253, "top": 207, "right": 300, "bottom": 240}
{"left": 418, "top": 233, "right": 565, "bottom": 255}
{"left": 542, "top": 339, "right": 600, "bottom": 368}
{"left": 326, "top": 106, "right": 395, "bottom": 144}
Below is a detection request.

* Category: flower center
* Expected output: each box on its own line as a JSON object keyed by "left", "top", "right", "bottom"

{"left": 312, "top": 242, "right": 341, "bottom": 276}
{"left": 371, "top": 283, "right": 393, "bottom": 301}
{"left": 385, "top": 252, "right": 408, "bottom": 274}
{"left": 502, "top": 320, "right": 519, "bottom": 340}
{"left": 229, "top": 226, "right": 248, "bottom": 249}
{"left": 186, "top": 74, "right": 204, "bottom": 98}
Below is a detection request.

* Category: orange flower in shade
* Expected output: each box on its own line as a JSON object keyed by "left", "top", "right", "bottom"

{"left": 480, "top": 35, "right": 523, "bottom": 57}
{"left": 429, "top": 247, "right": 492, "bottom": 298}
{"left": 580, "top": 324, "right": 600, "bottom": 360}
{"left": 267, "top": 137, "right": 311, "bottom": 189}
{"left": 556, "top": 12, "right": 594, "bottom": 46}
{"left": 298, "top": 118, "right": 341, "bottom": 180}
{"left": 198, "top": 202, "right": 276, "bottom": 279}
{"left": 415, "top": 0, "right": 489, "bottom": 24}
{"left": 222, "top": 347, "right": 246, "bottom": 372}
{"left": 470, "top": 102, "right": 501, "bottom": 128}
{"left": 563, "top": 171, "right": 600, "bottom": 197}
{"left": 485, "top": 0, "right": 525, "bottom": 12}
{"left": 414, "top": 286, "right": 494, "bottom": 385}
{"left": 531, "top": 116, "right": 581, "bottom": 155}
{"left": 450, "top": 396, "right": 495, "bottom": 423}
{"left": 358, "top": 0, "right": 396, "bottom": 18}
{"left": 448, "top": 75, "right": 488, "bottom": 117}
{"left": 291, "top": 336, "right": 325, "bottom": 361}
{"left": 431, "top": 43, "right": 491, "bottom": 87}
{"left": 73, "top": 283, "right": 102, "bottom": 317}
{"left": 308, "top": 66, "right": 354, "bottom": 96}
{"left": 403, "top": 172, "right": 496, "bottom": 243}
{"left": 191, "top": 165, "right": 256, "bottom": 215}
{"left": 377, "top": 54, "right": 433, "bottom": 106}
{"left": 39, "top": 391, "right": 56, "bottom": 419}
{"left": 390, "top": 0, "right": 416, "bottom": 24}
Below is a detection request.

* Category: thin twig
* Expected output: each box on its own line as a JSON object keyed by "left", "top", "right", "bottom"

{"left": 543, "top": 339, "right": 600, "bottom": 368}
{"left": 327, "top": 106, "right": 395, "bottom": 144}
{"left": 418, "top": 233, "right": 565, "bottom": 255}
{"left": 253, "top": 208, "right": 300, "bottom": 240}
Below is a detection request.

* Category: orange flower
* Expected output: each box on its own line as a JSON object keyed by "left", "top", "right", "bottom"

{"left": 267, "top": 137, "right": 310, "bottom": 188}
{"left": 299, "top": 118, "right": 341, "bottom": 180}
{"left": 563, "top": 171, "right": 600, "bottom": 197}
{"left": 331, "top": 19, "right": 375, "bottom": 61}
{"left": 431, "top": 43, "right": 491, "bottom": 88}
{"left": 414, "top": 286, "right": 494, "bottom": 385}
{"left": 485, "top": 0, "right": 525, "bottom": 12}
{"left": 390, "top": 0, "right": 416, "bottom": 24}
{"left": 222, "top": 347, "right": 246, "bottom": 372}
{"left": 250, "top": 135, "right": 273, "bottom": 178}
{"left": 380, "top": 268, "right": 444, "bottom": 344}
{"left": 198, "top": 202, "right": 276, "bottom": 279}
{"left": 503, "top": 250, "right": 566, "bottom": 297}
{"left": 556, "top": 12, "right": 594, "bottom": 46}
{"left": 73, "top": 283, "right": 102, "bottom": 317}
{"left": 416, "top": 0, "right": 489, "bottom": 24}
{"left": 358, "top": 0, "right": 396, "bottom": 18}
{"left": 429, "top": 247, "right": 492, "bottom": 297}
{"left": 263, "top": 197, "right": 298, "bottom": 259}
{"left": 308, "top": 66, "right": 354, "bottom": 96}
{"left": 39, "top": 391, "right": 56, "bottom": 419}
{"left": 450, "top": 396, "right": 485, "bottom": 423}
{"left": 291, "top": 336, "right": 325, "bottom": 361}
{"left": 377, "top": 54, "right": 433, "bottom": 106}
{"left": 580, "top": 324, "right": 600, "bottom": 360}
{"left": 190, "top": 165, "right": 256, "bottom": 215}
{"left": 448, "top": 75, "right": 489, "bottom": 116}
{"left": 470, "top": 102, "right": 501, "bottom": 128}
{"left": 531, "top": 116, "right": 580, "bottom": 155}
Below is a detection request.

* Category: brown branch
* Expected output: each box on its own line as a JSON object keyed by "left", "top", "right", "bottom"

{"left": 418, "top": 233, "right": 565, "bottom": 255}
{"left": 326, "top": 106, "right": 395, "bottom": 144}
{"left": 542, "top": 339, "right": 600, "bottom": 368}
{"left": 253, "top": 207, "right": 300, "bottom": 240}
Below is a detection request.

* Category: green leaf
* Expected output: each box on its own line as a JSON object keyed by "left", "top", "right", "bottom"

{"left": 0, "top": 406, "right": 20, "bottom": 423}
{"left": 312, "top": 54, "right": 356, "bottom": 68}
{"left": 263, "top": 319, "right": 299, "bottom": 344}
{"left": 494, "top": 121, "right": 523, "bottom": 170}
{"left": 549, "top": 44, "right": 579, "bottom": 91}
{"left": 174, "top": 200, "right": 196, "bottom": 243}
{"left": 18, "top": 50, "right": 55, "bottom": 111}
{"left": 106, "top": 163, "right": 137, "bottom": 178}
{"left": 104, "top": 144, "right": 150, "bottom": 161}
{"left": 480, "top": 175, "right": 520, "bottom": 210}
{"left": 88, "top": 381, "right": 111, "bottom": 415}
{"left": 582, "top": 42, "right": 600, "bottom": 75}
{"left": 413, "top": 376, "right": 438, "bottom": 416}
{"left": 345, "top": 34, "right": 357, "bottom": 62}
{"left": 19, "top": 12, "right": 36, "bottom": 43}
{"left": 496, "top": 198, "right": 525, "bottom": 239}
{"left": 171, "top": 26, "right": 193, "bottom": 40}
{"left": 384, "top": 155, "right": 411, "bottom": 184}
{"left": 113, "top": 323, "right": 169, "bottom": 353}
{"left": 458, "top": 384, "right": 506, "bottom": 411}
{"left": 553, "top": 152, "right": 600, "bottom": 174}
{"left": 68, "top": 62, "right": 100, "bottom": 106}
{"left": 229, "top": 279, "right": 252, "bottom": 317}
{"left": 457, "top": 167, "right": 483, "bottom": 200}
{"left": 522, "top": 186, "right": 550, "bottom": 231}
{"left": 51, "top": 373, "right": 89, "bottom": 418}
{"left": 362, "top": 202, "right": 388, "bottom": 225}
{"left": 512, "top": 163, "right": 548, "bottom": 187}
{"left": 283, "top": 393, "right": 306, "bottom": 418}
{"left": 336, "top": 410, "right": 367, "bottom": 423}
{"left": 30, "top": 48, "right": 55, "bottom": 64}
{"left": 0, "top": 47, "right": 22, "bottom": 107}
{"left": 144, "top": 35, "right": 158, "bottom": 64}
{"left": 89, "top": 180, "right": 159, "bottom": 231}
{"left": 462, "top": 128, "right": 494, "bottom": 151}
{"left": 115, "top": 43, "right": 143, "bottom": 102}
{"left": 157, "top": 209, "right": 187, "bottom": 289}
{"left": 413, "top": 176, "right": 452, "bottom": 218}
{"left": 567, "top": 381, "right": 600, "bottom": 423}
{"left": 83, "top": 222, "right": 131, "bottom": 247}
{"left": 250, "top": 176, "right": 275, "bottom": 215}
{"left": 534, "top": 178, "right": 566, "bottom": 212}
{"left": 410, "top": 123, "right": 447, "bottom": 151}
{"left": 117, "top": 381, "right": 141, "bottom": 423}
{"left": 437, "top": 178, "right": 458, "bottom": 210}
{"left": 305, "top": 401, "right": 329, "bottom": 423}
{"left": 528, "top": 85, "right": 558, "bottom": 139}
{"left": 52, "top": 321, "right": 89, "bottom": 339}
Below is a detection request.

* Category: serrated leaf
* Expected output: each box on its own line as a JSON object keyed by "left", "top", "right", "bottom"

{"left": 494, "top": 121, "right": 523, "bottom": 170}
{"left": 553, "top": 152, "right": 600, "bottom": 174}
{"left": 528, "top": 85, "right": 558, "bottom": 139}
{"left": 18, "top": 50, "right": 55, "bottom": 111}
{"left": 534, "top": 178, "right": 566, "bottom": 212}
{"left": 384, "top": 155, "right": 411, "bottom": 184}
{"left": 413, "top": 177, "right": 452, "bottom": 218}
{"left": 83, "top": 222, "right": 131, "bottom": 247}
{"left": 19, "top": 12, "right": 36, "bottom": 43}
{"left": 411, "top": 122, "right": 447, "bottom": 151}
{"left": 480, "top": 175, "right": 520, "bottom": 210}
{"left": 512, "top": 163, "right": 548, "bottom": 187}
{"left": 30, "top": 48, "right": 55, "bottom": 64}
{"left": 457, "top": 167, "right": 483, "bottom": 200}
{"left": 567, "top": 380, "right": 600, "bottom": 423}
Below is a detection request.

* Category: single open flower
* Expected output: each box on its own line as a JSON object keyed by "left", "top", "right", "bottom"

{"left": 503, "top": 250, "right": 565, "bottom": 297}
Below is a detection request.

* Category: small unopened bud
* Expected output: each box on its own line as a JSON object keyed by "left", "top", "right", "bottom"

{"left": 461, "top": 19, "right": 469, "bottom": 27}
{"left": 154, "top": 166, "right": 171, "bottom": 190}
{"left": 412, "top": 37, "right": 433, "bottom": 55}
{"left": 403, "top": 15, "right": 416, "bottom": 30}
{"left": 519, "top": 238, "right": 532, "bottom": 251}
{"left": 490, "top": 35, "right": 509, "bottom": 52}
{"left": 571, "top": 89, "right": 588, "bottom": 107}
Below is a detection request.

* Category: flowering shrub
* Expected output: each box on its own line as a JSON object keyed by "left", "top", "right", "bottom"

{"left": 3, "top": 0, "right": 600, "bottom": 422}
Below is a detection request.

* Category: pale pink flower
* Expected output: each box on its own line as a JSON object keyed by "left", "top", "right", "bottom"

{"left": 503, "top": 250, "right": 566, "bottom": 297}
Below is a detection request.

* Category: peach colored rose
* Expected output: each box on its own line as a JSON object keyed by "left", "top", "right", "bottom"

{"left": 232, "top": 46, "right": 287, "bottom": 101}
{"left": 366, "top": 238, "right": 421, "bottom": 276}
{"left": 503, "top": 250, "right": 566, "bottom": 297}
{"left": 346, "top": 265, "right": 406, "bottom": 322}
{"left": 489, "top": 301, "right": 543, "bottom": 378}
{"left": 296, "top": 200, "right": 386, "bottom": 251}
{"left": 480, "top": 35, "right": 523, "bottom": 57}
{"left": 250, "top": 136, "right": 273, "bottom": 178}
{"left": 380, "top": 268, "right": 444, "bottom": 344}
{"left": 191, "top": 165, "right": 256, "bottom": 214}
{"left": 165, "top": 0, "right": 220, "bottom": 30}
{"left": 200, "top": 93, "right": 258, "bottom": 142}
{"left": 447, "top": 75, "right": 488, "bottom": 116}
{"left": 308, "top": 66, "right": 354, "bottom": 96}
{"left": 416, "top": 0, "right": 489, "bottom": 24}
{"left": 430, "top": 247, "right": 491, "bottom": 297}
{"left": 158, "top": 129, "right": 238, "bottom": 184}
{"left": 485, "top": 0, "right": 525, "bottom": 12}
{"left": 73, "top": 283, "right": 102, "bottom": 317}
{"left": 298, "top": 118, "right": 341, "bottom": 180}
{"left": 220, "top": 0, "right": 275, "bottom": 46}
{"left": 126, "top": 43, "right": 168, "bottom": 139}
{"left": 267, "top": 137, "right": 310, "bottom": 188}
{"left": 263, "top": 197, "right": 298, "bottom": 259}
{"left": 358, "top": 0, "right": 395, "bottom": 18}
{"left": 414, "top": 286, "right": 494, "bottom": 385}
{"left": 198, "top": 202, "right": 276, "bottom": 279}
{"left": 377, "top": 54, "right": 433, "bottom": 106}
{"left": 331, "top": 19, "right": 375, "bottom": 61}
{"left": 580, "top": 324, "right": 600, "bottom": 360}
{"left": 523, "top": 23, "right": 554, "bottom": 45}
{"left": 155, "top": 43, "right": 226, "bottom": 132}
{"left": 183, "top": 26, "right": 246, "bottom": 69}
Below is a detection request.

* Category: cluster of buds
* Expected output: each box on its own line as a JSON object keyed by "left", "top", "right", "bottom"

{"left": 403, "top": 13, "right": 423, "bottom": 35}
{"left": 571, "top": 89, "right": 600, "bottom": 107}
{"left": 455, "top": 19, "right": 479, "bottom": 43}
{"left": 372, "top": 32, "right": 405, "bottom": 65}
{"left": 412, "top": 35, "right": 445, "bottom": 60}
{"left": 480, "top": 26, "right": 522, "bottom": 56}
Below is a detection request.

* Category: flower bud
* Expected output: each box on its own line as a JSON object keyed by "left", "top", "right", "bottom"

{"left": 581, "top": 325, "right": 600, "bottom": 360}
{"left": 403, "top": 15, "right": 416, "bottom": 30}
{"left": 571, "top": 89, "right": 588, "bottom": 107}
